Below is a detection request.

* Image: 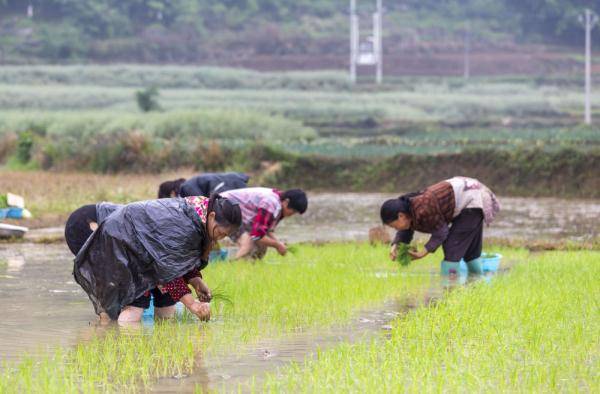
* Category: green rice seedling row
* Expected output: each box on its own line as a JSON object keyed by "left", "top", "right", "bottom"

{"left": 261, "top": 250, "right": 600, "bottom": 393}
{"left": 0, "top": 243, "right": 442, "bottom": 393}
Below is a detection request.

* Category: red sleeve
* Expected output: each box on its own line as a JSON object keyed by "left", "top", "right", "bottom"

{"left": 183, "top": 268, "right": 202, "bottom": 282}
{"left": 161, "top": 277, "right": 191, "bottom": 302}
{"left": 250, "top": 208, "right": 274, "bottom": 241}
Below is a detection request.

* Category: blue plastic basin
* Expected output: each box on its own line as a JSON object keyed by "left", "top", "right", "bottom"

{"left": 0, "top": 207, "right": 24, "bottom": 219}
{"left": 480, "top": 253, "right": 502, "bottom": 273}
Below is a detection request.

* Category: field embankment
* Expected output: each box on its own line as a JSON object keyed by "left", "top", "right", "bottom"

{"left": 271, "top": 148, "right": 600, "bottom": 198}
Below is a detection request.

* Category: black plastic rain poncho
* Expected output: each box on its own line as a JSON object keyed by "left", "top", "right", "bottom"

{"left": 73, "top": 198, "right": 209, "bottom": 319}
{"left": 179, "top": 172, "right": 249, "bottom": 198}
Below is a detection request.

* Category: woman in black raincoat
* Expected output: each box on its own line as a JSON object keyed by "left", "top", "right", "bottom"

{"left": 66, "top": 194, "right": 241, "bottom": 322}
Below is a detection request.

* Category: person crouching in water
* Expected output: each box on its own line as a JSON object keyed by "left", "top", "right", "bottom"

{"left": 220, "top": 188, "right": 308, "bottom": 260}
{"left": 66, "top": 194, "right": 241, "bottom": 322}
{"left": 380, "top": 176, "right": 500, "bottom": 273}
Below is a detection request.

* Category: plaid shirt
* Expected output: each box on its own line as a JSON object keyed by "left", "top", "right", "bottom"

{"left": 221, "top": 187, "right": 282, "bottom": 240}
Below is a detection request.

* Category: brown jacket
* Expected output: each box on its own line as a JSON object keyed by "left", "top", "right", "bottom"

{"left": 409, "top": 181, "right": 455, "bottom": 233}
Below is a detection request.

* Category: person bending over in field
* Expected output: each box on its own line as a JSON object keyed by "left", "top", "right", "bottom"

{"left": 66, "top": 194, "right": 241, "bottom": 322}
{"left": 380, "top": 176, "right": 500, "bottom": 273}
{"left": 158, "top": 172, "right": 250, "bottom": 199}
{"left": 220, "top": 187, "right": 308, "bottom": 260}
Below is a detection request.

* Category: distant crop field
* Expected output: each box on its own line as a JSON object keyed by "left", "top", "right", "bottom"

{"left": 0, "top": 80, "right": 595, "bottom": 124}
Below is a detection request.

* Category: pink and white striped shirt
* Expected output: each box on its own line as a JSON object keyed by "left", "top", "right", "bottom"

{"left": 220, "top": 187, "right": 282, "bottom": 240}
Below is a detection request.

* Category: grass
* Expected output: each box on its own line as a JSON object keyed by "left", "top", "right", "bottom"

{"left": 0, "top": 66, "right": 598, "bottom": 91}
{"left": 0, "top": 66, "right": 599, "bottom": 175}
{"left": 261, "top": 250, "right": 600, "bottom": 392}
{"left": 0, "top": 242, "right": 442, "bottom": 393}
{"left": 280, "top": 126, "right": 600, "bottom": 158}
{"left": 0, "top": 109, "right": 316, "bottom": 141}
{"left": 1, "top": 83, "right": 596, "bottom": 124}
{"left": 0, "top": 66, "right": 354, "bottom": 91}
{"left": 1, "top": 69, "right": 599, "bottom": 125}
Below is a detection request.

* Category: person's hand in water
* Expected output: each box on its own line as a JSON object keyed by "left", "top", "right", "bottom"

{"left": 188, "top": 301, "right": 211, "bottom": 321}
{"left": 181, "top": 294, "right": 210, "bottom": 321}
{"left": 276, "top": 242, "right": 287, "bottom": 256}
{"left": 408, "top": 249, "right": 428, "bottom": 260}
{"left": 389, "top": 244, "right": 398, "bottom": 261}
{"left": 188, "top": 277, "right": 212, "bottom": 302}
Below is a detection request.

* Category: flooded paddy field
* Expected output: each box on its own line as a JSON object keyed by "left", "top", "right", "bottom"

{"left": 0, "top": 243, "right": 443, "bottom": 390}
{"left": 0, "top": 239, "right": 516, "bottom": 392}
{"left": 0, "top": 192, "right": 597, "bottom": 392}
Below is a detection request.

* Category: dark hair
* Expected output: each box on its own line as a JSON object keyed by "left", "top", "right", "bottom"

{"left": 207, "top": 193, "right": 242, "bottom": 230}
{"left": 158, "top": 178, "right": 186, "bottom": 199}
{"left": 380, "top": 192, "right": 419, "bottom": 224}
{"left": 282, "top": 189, "right": 308, "bottom": 214}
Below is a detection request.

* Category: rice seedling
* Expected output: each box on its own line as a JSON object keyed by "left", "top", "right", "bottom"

{"left": 396, "top": 243, "right": 411, "bottom": 266}
{"left": 0, "top": 242, "right": 444, "bottom": 392}
{"left": 262, "top": 250, "right": 600, "bottom": 393}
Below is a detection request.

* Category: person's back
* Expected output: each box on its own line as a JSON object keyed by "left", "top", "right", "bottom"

{"left": 179, "top": 172, "right": 250, "bottom": 197}
{"left": 220, "top": 187, "right": 282, "bottom": 228}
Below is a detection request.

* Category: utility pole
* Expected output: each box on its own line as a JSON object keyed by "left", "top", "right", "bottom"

{"left": 375, "top": 0, "right": 383, "bottom": 84}
{"left": 579, "top": 9, "right": 598, "bottom": 125}
{"left": 350, "top": 0, "right": 358, "bottom": 84}
{"left": 463, "top": 21, "right": 471, "bottom": 80}
{"left": 349, "top": 0, "right": 383, "bottom": 84}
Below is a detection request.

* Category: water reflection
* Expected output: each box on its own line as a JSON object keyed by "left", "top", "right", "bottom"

{"left": 0, "top": 243, "right": 96, "bottom": 361}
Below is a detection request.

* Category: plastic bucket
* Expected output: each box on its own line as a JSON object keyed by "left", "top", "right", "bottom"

{"left": 481, "top": 253, "right": 502, "bottom": 273}
{"left": 209, "top": 249, "right": 228, "bottom": 262}
{"left": 0, "top": 208, "right": 9, "bottom": 219}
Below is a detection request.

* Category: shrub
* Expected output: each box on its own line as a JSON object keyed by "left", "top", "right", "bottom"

{"left": 136, "top": 86, "right": 161, "bottom": 112}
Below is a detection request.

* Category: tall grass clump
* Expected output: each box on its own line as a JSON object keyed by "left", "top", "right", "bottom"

{"left": 263, "top": 250, "right": 600, "bottom": 392}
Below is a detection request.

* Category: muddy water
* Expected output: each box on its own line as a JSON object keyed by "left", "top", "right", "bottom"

{"left": 0, "top": 192, "right": 594, "bottom": 390}
{"left": 277, "top": 193, "right": 600, "bottom": 243}
{"left": 151, "top": 286, "right": 448, "bottom": 393}
{"left": 151, "top": 272, "right": 494, "bottom": 393}
{"left": 0, "top": 239, "right": 447, "bottom": 391}
{"left": 0, "top": 239, "right": 501, "bottom": 391}
{"left": 0, "top": 243, "right": 97, "bottom": 361}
